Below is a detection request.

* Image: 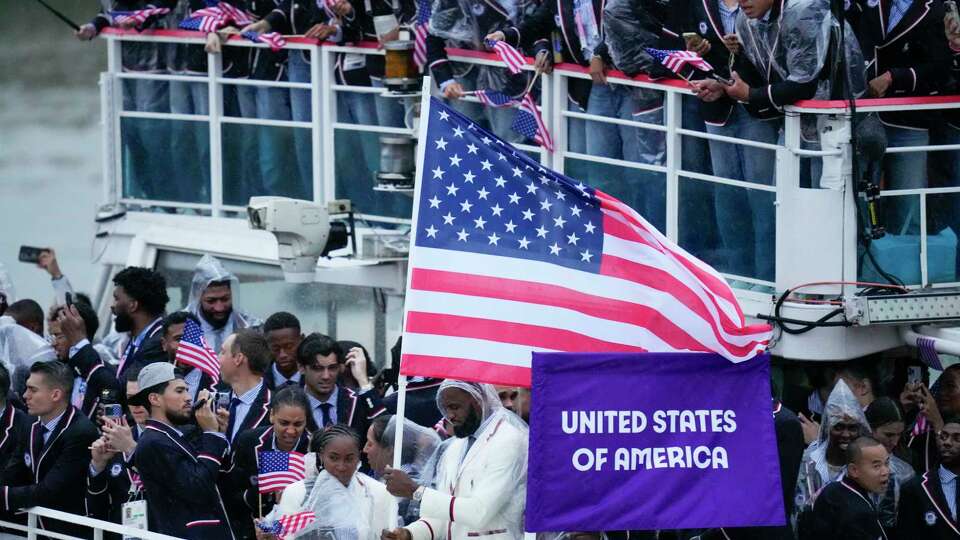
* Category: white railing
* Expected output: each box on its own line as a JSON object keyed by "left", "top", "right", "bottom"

{"left": 0, "top": 506, "right": 183, "bottom": 540}
{"left": 98, "top": 29, "right": 960, "bottom": 294}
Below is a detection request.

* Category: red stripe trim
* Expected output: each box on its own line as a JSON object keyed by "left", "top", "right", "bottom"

{"left": 467, "top": 529, "right": 508, "bottom": 537}
{"left": 449, "top": 497, "right": 456, "bottom": 521}
{"left": 410, "top": 268, "right": 763, "bottom": 357}
{"left": 419, "top": 519, "right": 435, "bottom": 540}
{"left": 186, "top": 519, "right": 221, "bottom": 527}
{"left": 401, "top": 354, "right": 531, "bottom": 387}
{"left": 406, "top": 311, "right": 646, "bottom": 353}
{"left": 198, "top": 453, "right": 221, "bottom": 464}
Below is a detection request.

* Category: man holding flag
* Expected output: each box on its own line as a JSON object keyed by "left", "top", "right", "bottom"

{"left": 160, "top": 311, "right": 219, "bottom": 403}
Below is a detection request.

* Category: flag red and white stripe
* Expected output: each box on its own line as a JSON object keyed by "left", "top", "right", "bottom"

{"left": 110, "top": 8, "right": 171, "bottom": 26}
{"left": 176, "top": 318, "right": 221, "bottom": 382}
{"left": 519, "top": 93, "right": 553, "bottom": 151}
{"left": 486, "top": 39, "right": 526, "bottom": 74}
{"left": 257, "top": 451, "right": 306, "bottom": 493}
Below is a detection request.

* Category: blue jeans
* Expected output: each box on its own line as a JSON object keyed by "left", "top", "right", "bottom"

{"left": 446, "top": 68, "right": 521, "bottom": 143}
{"left": 567, "top": 98, "right": 587, "bottom": 155}
{"left": 679, "top": 96, "right": 714, "bottom": 256}
{"left": 883, "top": 125, "right": 928, "bottom": 234}
{"left": 706, "top": 106, "right": 780, "bottom": 280}
{"left": 257, "top": 85, "right": 306, "bottom": 198}
{"left": 222, "top": 84, "right": 261, "bottom": 204}
{"left": 288, "top": 50, "right": 314, "bottom": 188}
{"left": 586, "top": 83, "right": 666, "bottom": 230}
{"left": 169, "top": 80, "right": 210, "bottom": 202}
{"left": 122, "top": 79, "right": 169, "bottom": 201}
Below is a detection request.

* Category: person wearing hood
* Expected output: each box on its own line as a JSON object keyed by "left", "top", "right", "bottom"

{"left": 865, "top": 397, "right": 915, "bottom": 529}
{"left": 794, "top": 379, "right": 872, "bottom": 530}
{"left": 0, "top": 314, "right": 58, "bottom": 397}
{"left": 185, "top": 255, "right": 263, "bottom": 353}
{"left": 382, "top": 380, "right": 529, "bottom": 540}
{"left": 364, "top": 414, "right": 441, "bottom": 525}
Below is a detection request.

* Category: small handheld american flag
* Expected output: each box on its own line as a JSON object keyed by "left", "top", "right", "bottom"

{"left": 175, "top": 318, "right": 220, "bottom": 382}
{"left": 178, "top": 15, "right": 222, "bottom": 32}
{"left": 258, "top": 511, "right": 317, "bottom": 539}
{"left": 413, "top": 0, "right": 432, "bottom": 70}
{"left": 512, "top": 93, "right": 554, "bottom": 152}
{"left": 242, "top": 31, "right": 287, "bottom": 52}
{"left": 257, "top": 451, "right": 306, "bottom": 493}
{"left": 644, "top": 47, "right": 714, "bottom": 75}
{"left": 485, "top": 39, "right": 526, "bottom": 74}
{"left": 109, "top": 8, "right": 171, "bottom": 27}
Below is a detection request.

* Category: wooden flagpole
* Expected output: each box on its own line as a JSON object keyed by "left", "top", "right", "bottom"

{"left": 387, "top": 75, "right": 435, "bottom": 531}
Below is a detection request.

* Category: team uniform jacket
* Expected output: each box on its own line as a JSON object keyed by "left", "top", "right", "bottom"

{"left": 852, "top": 0, "right": 949, "bottom": 129}
{"left": 85, "top": 425, "right": 147, "bottom": 532}
{"left": 134, "top": 420, "right": 234, "bottom": 539}
{"left": 1, "top": 407, "right": 99, "bottom": 538}
{"left": 500, "top": 0, "right": 607, "bottom": 110}
{"left": 425, "top": 0, "right": 516, "bottom": 88}
{"left": 89, "top": 1, "right": 177, "bottom": 73}
{"left": 223, "top": 426, "right": 311, "bottom": 539}
{"left": 227, "top": 384, "right": 274, "bottom": 443}
{"left": 406, "top": 415, "right": 528, "bottom": 540}
{"left": 71, "top": 319, "right": 167, "bottom": 385}
{"left": 897, "top": 468, "right": 960, "bottom": 539}
{"left": 686, "top": 0, "right": 738, "bottom": 125}
{"left": 732, "top": 0, "right": 830, "bottom": 119}
{"left": 266, "top": 0, "right": 371, "bottom": 85}
{"left": 805, "top": 477, "right": 889, "bottom": 540}
{"left": 304, "top": 384, "right": 386, "bottom": 435}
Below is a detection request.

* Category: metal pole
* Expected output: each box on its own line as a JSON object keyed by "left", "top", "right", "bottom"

{"left": 208, "top": 50, "right": 224, "bottom": 217}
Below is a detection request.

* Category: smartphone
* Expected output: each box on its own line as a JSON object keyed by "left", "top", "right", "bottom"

{"left": 64, "top": 292, "right": 73, "bottom": 308}
{"left": 102, "top": 404, "right": 124, "bottom": 421}
{"left": 683, "top": 32, "right": 704, "bottom": 49}
{"left": 18, "top": 245, "right": 45, "bottom": 264}
{"left": 908, "top": 366, "right": 923, "bottom": 386}
{"left": 216, "top": 391, "right": 232, "bottom": 411}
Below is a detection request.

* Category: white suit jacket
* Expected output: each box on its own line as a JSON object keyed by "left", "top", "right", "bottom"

{"left": 408, "top": 414, "right": 528, "bottom": 540}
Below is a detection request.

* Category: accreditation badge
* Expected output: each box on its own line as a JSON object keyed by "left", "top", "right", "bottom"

{"left": 110, "top": 463, "right": 123, "bottom": 477}
{"left": 121, "top": 499, "right": 148, "bottom": 539}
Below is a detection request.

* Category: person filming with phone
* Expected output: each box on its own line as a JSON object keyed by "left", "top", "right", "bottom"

{"left": 129, "top": 362, "right": 233, "bottom": 539}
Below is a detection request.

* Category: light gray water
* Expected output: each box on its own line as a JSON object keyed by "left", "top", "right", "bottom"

{"left": 0, "top": 0, "right": 106, "bottom": 304}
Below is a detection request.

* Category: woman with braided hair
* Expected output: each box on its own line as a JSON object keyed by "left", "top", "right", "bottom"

{"left": 258, "top": 424, "right": 397, "bottom": 540}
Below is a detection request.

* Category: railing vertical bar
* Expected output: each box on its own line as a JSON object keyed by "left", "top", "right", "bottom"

{"left": 26, "top": 512, "right": 37, "bottom": 540}
{"left": 664, "top": 91, "right": 681, "bottom": 242}
{"left": 540, "top": 72, "right": 553, "bottom": 169}
{"left": 321, "top": 47, "right": 337, "bottom": 206}
{"left": 920, "top": 193, "right": 929, "bottom": 286}
{"left": 553, "top": 72, "right": 568, "bottom": 175}
{"left": 108, "top": 38, "right": 124, "bottom": 205}
{"left": 208, "top": 51, "right": 225, "bottom": 217}
{"left": 777, "top": 114, "right": 803, "bottom": 291}
{"left": 310, "top": 46, "right": 324, "bottom": 203}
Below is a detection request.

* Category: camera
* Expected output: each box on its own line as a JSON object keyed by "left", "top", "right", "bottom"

{"left": 247, "top": 197, "right": 350, "bottom": 283}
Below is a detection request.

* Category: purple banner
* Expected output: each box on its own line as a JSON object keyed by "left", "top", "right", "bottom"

{"left": 526, "top": 352, "right": 785, "bottom": 531}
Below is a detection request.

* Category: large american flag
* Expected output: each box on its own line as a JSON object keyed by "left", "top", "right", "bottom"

{"left": 109, "top": 8, "right": 171, "bottom": 27}
{"left": 257, "top": 451, "right": 306, "bottom": 493}
{"left": 175, "top": 318, "right": 220, "bottom": 381}
{"left": 400, "top": 99, "right": 772, "bottom": 387}
{"left": 259, "top": 511, "right": 317, "bottom": 539}
{"left": 413, "top": 0, "right": 432, "bottom": 70}
{"left": 645, "top": 47, "right": 714, "bottom": 75}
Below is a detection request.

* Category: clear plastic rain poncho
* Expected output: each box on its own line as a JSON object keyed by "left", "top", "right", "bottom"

{"left": 794, "top": 379, "right": 871, "bottom": 517}
{"left": 381, "top": 416, "right": 442, "bottom": 524}
{"left": 271, "top": 468, "right": 397, "bottom": 540}
{"left": 185, "top": 254, "right": 262, "bottom": 351}
{"left": 0, "top": 263, "right": 15, "bottom": 307}
{"left": 0, "top": 316, "right": 57, "bottom": 395}
{"left": 601, "top": 0, "right": 674, "bottom": 78}
{"left": 429, "top": 0, "right": 522, "bottom": 92}
{"left": 432, "top": 380, "right": 529, "bottom": 538}
{"left": 736, "top": 0, "right": 866, "bottom": 101}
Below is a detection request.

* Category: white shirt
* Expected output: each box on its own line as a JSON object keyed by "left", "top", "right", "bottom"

{"left": 271, "top": 364, "right": 302, "bottom": 387}
{"left": 941, "top": 465, "right": 958, "bottom": 521}
{"left": 307, "top": 386, "right": 339, "bottom": 427}
{"left": 41, "top": 410, "right": 67, "bottom": 445}
{"left": 230, "top": 379, "right": 264, "bottom": 441}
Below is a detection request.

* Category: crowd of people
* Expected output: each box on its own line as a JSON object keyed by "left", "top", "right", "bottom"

{"left": 79, "top": 0, "right": 960, "bottom": 284}
{"left": 0, "top": 245, "right": 953, "bottom": 540}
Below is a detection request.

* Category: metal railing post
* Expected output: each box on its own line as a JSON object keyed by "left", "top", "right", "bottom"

{"left": 311, "top": 45, "right": 324, "bottom": 203}
{"left": 26, "top": 512, "right": 37, "bottom": 540}
{"left": 664, "top": 90, "right": 682, "bottom": 242}
{"left": 777, "top": 112, "right": 803, "bottom": 291}
{"left": 552, "top": 72, "right": 568, "bottom": 175}
{"left": 107, "top": 37, "right": 124, "bottom": 206}
{"left": 208, "top": 50, "right": 224, "bottom": 217}
{"left": 540, "top": 71, "right": 553, "bottom": 169}
{"left": 321, "top": 46, "right": 337, "bottom": 206}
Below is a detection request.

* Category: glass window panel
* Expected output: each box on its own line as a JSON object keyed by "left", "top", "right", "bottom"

{"left": 222, "top": 124, "right": 312, "bottom": 206}
{"left": 334, "top": 130, "right": 413, "bottom": 221}
{"left": 563, "top": 157, "right": 666, "bottom": 234}
{"left": 858, "top": 194, "right": 923, "bottom": 286}
{"left": 925, "top": 191, "right": 960, "bottom": 284}
{"left": 121, "top": 118, "right": 209, "bottom": 203}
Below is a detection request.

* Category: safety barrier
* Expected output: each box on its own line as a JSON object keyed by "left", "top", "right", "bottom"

{"left": 0, "top": 506, "right": 183, "bottom": 539}
{"left": 98, "top": 29, "right": 960, "bottom": 294}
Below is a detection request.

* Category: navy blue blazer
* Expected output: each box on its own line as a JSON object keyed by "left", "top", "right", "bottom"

{"left": 133, "top": 420, "right": 234, "bottom": 539}
{"left": 1, "top": 407, "right": 99, "bottom": 538}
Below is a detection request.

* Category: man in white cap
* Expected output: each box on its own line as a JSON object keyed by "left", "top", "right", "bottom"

{"left": 131, "top": 363, "right": 234, "bottom": 539}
